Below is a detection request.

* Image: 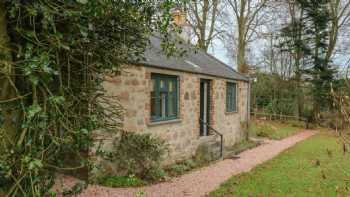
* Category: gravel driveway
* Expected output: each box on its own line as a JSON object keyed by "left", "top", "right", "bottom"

{"left": 55, "top": 130, "right": 318, "bottom": 197}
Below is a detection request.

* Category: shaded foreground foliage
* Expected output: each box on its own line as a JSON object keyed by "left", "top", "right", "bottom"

{"left": 0, "top": 0, "right": 182, "bottom": 196}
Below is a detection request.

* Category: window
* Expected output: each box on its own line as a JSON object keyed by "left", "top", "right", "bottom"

{"left": 151, "top": 74, "right": 179, "bottom": 122}
{"left": 226, "top": 82, "right": 237, "bottom": 112}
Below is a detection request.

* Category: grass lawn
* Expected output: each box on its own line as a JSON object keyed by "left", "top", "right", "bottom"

{"left": 210, "top": 132, "right": 350, "bottom": 197}
{"left": 249, "top": 119, "right": 305, "bottom": 140}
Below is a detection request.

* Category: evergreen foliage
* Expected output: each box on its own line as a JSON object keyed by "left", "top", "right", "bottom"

{"left": 0, "top": 0, "right": 182, "bottom": 195}
{"left": 278, "top": 0, "right": 337, "bottom": 120}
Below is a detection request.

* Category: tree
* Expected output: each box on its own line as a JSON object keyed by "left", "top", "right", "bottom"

{"left": 226, "top": 0, "right": 269, "bottom": 73}
{"left": 0, "top": 0, "right": 181, "bottom": 195}
{"left": 298, "top": 0, "right": 336, "bottom": 119}
{"left": 279, "top": 0, "right": 306, "bottom": 117}
{"left": 187, "top": 0, "right": 222, "bottom": 51}
{"left": 278, "top": 0, "right": 339, "bottom": 120}
{"left": 326, "top": 0, "right": 350, "bottom": 63}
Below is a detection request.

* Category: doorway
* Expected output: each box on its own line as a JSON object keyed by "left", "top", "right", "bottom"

{"left": 200, "top": 79, "right": 211, "bottom": 136}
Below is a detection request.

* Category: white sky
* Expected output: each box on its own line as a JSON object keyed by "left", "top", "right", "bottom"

{"left": 203, "top": 1, "right": 350, "bottom": 73}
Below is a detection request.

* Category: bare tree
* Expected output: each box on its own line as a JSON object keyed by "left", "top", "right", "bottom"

{"left": 226, "top": 0, "right": 269, "bottom": 73}
{"left": 326, "top": 0, "right": 350, "bottom": 62}
{"left": 283, "top": 0, "right": 305, "bottom": 117}
{"left": 187, "top": 0, "right": 222, "bottom": 52}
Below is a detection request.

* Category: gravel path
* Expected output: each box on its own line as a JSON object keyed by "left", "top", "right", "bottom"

{"left": 56, "top": 130, "right": 318, "bottom": 197}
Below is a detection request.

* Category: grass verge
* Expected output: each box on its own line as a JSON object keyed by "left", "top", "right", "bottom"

{"left": 97, "top": 176, "right": 147, "bottom": 188}
{"left": 224, "top": 140, "right": 261, "bottom": 158}
{"left": 209, "top": 132, "right": 350, "bottom": 197}
{"left": 249, "top": 119, "right": 305, "bottom": 140}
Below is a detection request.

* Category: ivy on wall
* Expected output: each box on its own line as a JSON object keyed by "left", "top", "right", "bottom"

{"left": 0, "top": 0, "right": 182, "bottom": 195}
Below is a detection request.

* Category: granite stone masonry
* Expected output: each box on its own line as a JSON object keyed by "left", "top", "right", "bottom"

{"left": 102, "top": 64, "right": 249, "bottom": 165}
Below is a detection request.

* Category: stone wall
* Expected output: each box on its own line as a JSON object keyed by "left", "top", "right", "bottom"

{"left": 104, "top": 64, "right": 249, "bottom": 164}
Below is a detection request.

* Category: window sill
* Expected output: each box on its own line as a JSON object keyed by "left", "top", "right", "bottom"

{"left": 148, "top": 119, "right": 182, "bottom": 127}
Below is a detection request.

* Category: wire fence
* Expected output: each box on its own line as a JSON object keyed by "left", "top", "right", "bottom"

{"left": 250, "top": 112, "right": 307, "bottom": 122}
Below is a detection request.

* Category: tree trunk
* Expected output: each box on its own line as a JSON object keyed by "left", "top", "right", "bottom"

{"left": 295, "top": 72, "right": 303, "bottom": 117}
{"left": 295, "top": 27, "right": 303, "bottom": 118}
{"left": 237, "top": 33, "right": 247, "bottom": 73}
{"left": 237, "top": 1, "right": 248, "bottom": 74}
{"left": 0, "top": 1, "right": 16, "bottom": 152}
{"left": 312, "top": 23, "right": 322, "bottom": 122}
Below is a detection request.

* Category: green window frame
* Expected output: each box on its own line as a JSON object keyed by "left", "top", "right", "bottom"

{"left": 150, "top": 73, "right": 179, "bottom": 122}
{"left": 226, "top": 82, "right": 237, "bottom": 112}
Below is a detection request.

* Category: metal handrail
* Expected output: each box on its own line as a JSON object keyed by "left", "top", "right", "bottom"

{"left": 199, "top": 119, "right": 223, "bottom": 159}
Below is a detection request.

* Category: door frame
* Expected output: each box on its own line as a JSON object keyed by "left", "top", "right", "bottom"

{"left": 200, "top": 79, "right": 211, "bottom": 136}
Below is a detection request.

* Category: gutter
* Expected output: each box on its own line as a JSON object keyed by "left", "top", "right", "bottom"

{"left": 134, "top": 62, "right": 250, "bottom": 82}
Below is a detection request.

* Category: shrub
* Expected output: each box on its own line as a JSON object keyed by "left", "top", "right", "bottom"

{"left": 170, "top": 164, "right": 189, "bottom": 175}
{"left": 256, "top": 124, "right": 274, "bottom": 137}
{"left": 0, "top": 167, "right": 6, "bottom": 188}
{"left": 287, "top": 120, "right": 305, "bottom": 128}
{"left": 112, "top": 132, "right": 167, "bottom": 179}
{"left": 146, "top": 167, "right": 168, "bottom": 181}
{"left": 98, "top": 176, "right": 146, "bottom": 187}
{"left": 184, "top": 159, "right": 196, "bottom": 169}
{"left": 168, "top": 159, "right": 198, "bottom": 176}
{"left": 62, "top": 182, "right": 87, "bottom": 196}
{"left": 0, "top": 164, "right": 10, "bottom": 191}
{"left": 135, "top": 191, "right": 147, "bottom": 197}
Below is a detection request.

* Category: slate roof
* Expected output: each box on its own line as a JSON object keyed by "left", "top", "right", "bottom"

{"left": 139, "top": 36, "right": 249, "bottom": 82}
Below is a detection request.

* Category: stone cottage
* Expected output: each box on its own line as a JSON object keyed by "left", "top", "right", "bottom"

{"left": 104, "top": 34, "right": 250, "bottom": 164}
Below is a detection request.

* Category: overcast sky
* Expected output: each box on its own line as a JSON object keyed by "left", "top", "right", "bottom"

{"left": 204, "top": 2, "right": 350, "bottom": 73}
{"left": 208, "top": 33, "right": 350, "bottom": 73}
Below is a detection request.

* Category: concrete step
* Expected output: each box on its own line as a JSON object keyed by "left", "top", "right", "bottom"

{"left": 196, "top": 136, "right": 223, "bottom": 161}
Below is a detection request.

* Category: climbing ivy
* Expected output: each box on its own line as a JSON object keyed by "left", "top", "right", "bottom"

{"left": 0, "top": 0, "right": 182, "bottom": 196}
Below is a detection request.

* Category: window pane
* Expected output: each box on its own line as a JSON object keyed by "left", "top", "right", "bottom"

{"left": 227, "top": 92, "right": 231, "bottom": 111}
{"left": 160, "top": 80, "right": 165, "bottom": 89}
{"left": 151, "top": 92, "right": 157, "bottom": 118}
{"left": 168, "top": 93, "right": 176, "bottom": 116}
{"left": 233, "top": 84, "right": 236, "bottom": 111}
{"left": 160, "top": 92, "right": 166, "bottom": 118}
{"left": 151, "top": 79, "right": 155, "bottom": 92}
{"left": 227, "top": 82, "right": 237, "bottom": 112}
{"left": 169, "top": 81, "right": 174, "bottom": 92}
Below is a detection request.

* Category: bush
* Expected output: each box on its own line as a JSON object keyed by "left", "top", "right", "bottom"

{"left": 62, "top": 182, "right": 87, "bottom": 196}
{"left": 184, "top": 159, "right": 196, "bottom": 169}
{"left": 256, "top": 124, "right": 274, "bottom": 137}
{"left": 146, "top": 167, "right": 168, "bottom": 181}
{"left": 167, "top": 159, "right": 197, "bottom": 176}
{"left": 170, "top": 164, "right": 189, "bottom": 175}
{"left": 0, "top": 164, "right": 10, "bottom": 190}
{"left": 112, "top": 132, "right": 167, "bottom": 179}
{"left": 98, "top": 176, "right": 146, "bottom": 187}
{"left": 287, "top": 120, "right": 305, "bottom": 128}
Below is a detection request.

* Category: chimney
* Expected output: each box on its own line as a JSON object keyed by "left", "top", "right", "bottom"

{"left": 173, "top": 9, "right": 187, "bottom": 26}
{"left": 172, "top": 8, "right": 191, "bottom": 43}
